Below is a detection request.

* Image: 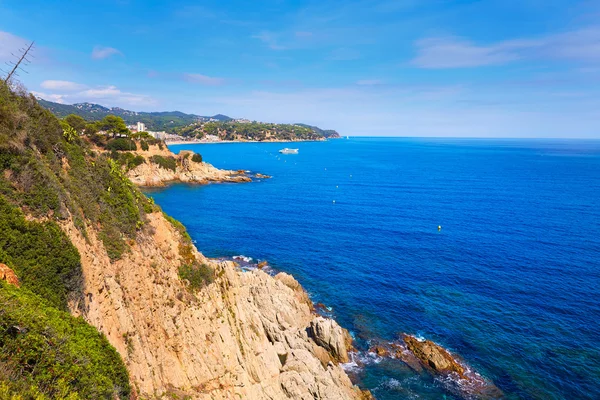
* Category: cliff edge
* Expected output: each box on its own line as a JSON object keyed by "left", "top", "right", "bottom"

{"left": 64, "top": 211, "right": 368, "bottom": 399}
{"left": 0, "top": 82, "right": 366, "bottom": 399}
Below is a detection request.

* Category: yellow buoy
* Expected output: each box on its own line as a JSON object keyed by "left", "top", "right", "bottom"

{"left": 438, "top": 225, "right": 442, "bottom": 231}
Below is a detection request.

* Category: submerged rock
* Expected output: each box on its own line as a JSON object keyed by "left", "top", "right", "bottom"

{"left": 403, "top": 334, "right": 504, "bottom": 399}
{"left": 403, "top": 334, "right": 466, "bottom": 377}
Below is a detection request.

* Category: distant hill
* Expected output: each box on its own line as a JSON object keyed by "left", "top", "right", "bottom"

{"left": 295, "top": 123, "right": 341, "bottom": 138}
{"left": 38, "top": 99, "right": 341, "bottom": 138}
{"left": 37, "top": 99, "right": 231, "bottom": 133}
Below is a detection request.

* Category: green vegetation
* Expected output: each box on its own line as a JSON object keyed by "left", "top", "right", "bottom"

{"left": 0, "top": 81, "right": 137, "bottom": 399}
{"left": 181, "top": 121, "right": 326, "bottom": 141}
{"left": 39, "top": 99, "right": 341, "bottom": 139}
{"left": 0, "top": 282, "right": 131, "bottom": 399}
{"left": 105, "top": 138, "right": 137, "bottom": 151}
{"left": 0, "top": 196, "right": 80, "bottom": 311}
{"left": 150, "top": 155, "right": 177, "bottom": 172}
{"left": 178, "top": 263, "right": 214, "bottom": 291}
{"left": 294, "top": 123, "right": 340, "bottom": 138}
{"left": 64, "top": 114, "right": 87, "bottom": 134}
{"left": 38, "top": 99, "right": 212, "bottom": 133}
{"left": 109, "top": 151, "right": 145, "bottom": 171}
{"left": 191, "top": 153, "right": 203, "bottom": 163}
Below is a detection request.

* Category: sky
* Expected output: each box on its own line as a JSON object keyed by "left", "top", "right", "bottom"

{"left": 1, "top": 0, "right": 600, "bottom": 137}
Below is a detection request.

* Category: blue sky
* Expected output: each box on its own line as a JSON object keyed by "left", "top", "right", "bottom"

{"left": 1, "top": 0, "right": 600, "bottom": 137}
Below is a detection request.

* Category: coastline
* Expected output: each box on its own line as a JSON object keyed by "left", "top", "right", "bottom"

{"left": 165, "top": 138, "right": 330, "bottom": 146}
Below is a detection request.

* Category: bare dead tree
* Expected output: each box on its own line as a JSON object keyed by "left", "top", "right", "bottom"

{"left": 1, "top": 41, "right": 35, "bottom": 84}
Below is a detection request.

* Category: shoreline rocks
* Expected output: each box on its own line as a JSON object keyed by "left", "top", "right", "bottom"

{"left": 367, "top": 335, "right": 503, "bottom": 399}
{"left": 120, "top": 148, "right": 267, "bottom": 187}
{"left": 403, "top": 334, "right": 466, "bottom": 378}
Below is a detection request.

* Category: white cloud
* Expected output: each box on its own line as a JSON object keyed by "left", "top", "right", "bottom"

{"left": 34, "top": 83, "right": 155, "bottom": 108}
{"left": 91, "top": 46, "right": 122, "bottom": 60}
{"left": 411, "top": 37, "right": 525, "bottom": 68}
{"left": 0, "top": 31, "right": 30, "bottom": 63}
{"left": 31, "top": 91, "right": 67, "bottom": 104}
{"left": 184, "top": 73, "right": 225, "bottom": 86}
{"left": 40, "top": 80, "right": 86, "bottom": 91}
{"left": 412, "top": 26, "right": 600, "bottom": 69}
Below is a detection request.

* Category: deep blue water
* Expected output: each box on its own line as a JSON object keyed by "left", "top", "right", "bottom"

{"left": 149, "top": 138, "right": 600, "bottom": 399}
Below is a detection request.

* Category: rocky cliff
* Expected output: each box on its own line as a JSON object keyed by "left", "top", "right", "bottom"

{"left": 1, "top": 83, "right": 365, "bottom": 399}
{"left": 63, "top": 210, "right": 369, "bottom": 399}
{"left": 119, "top": 146, "right": 253, "bottom": 187}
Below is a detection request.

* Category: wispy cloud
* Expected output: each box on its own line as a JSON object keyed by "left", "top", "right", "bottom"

{"left": 252, "top": 31, "right": 286, "bottom": 50}
{"left": 34, "top": 83, "right": 155, "bottom": 107}
{"left": 91, "top": 46, "right": 122, "bottom": 60}
{"left": 0, "top": 31, "right": 30, "bottom": 63}
{"left": 40, "top": 80, "right": 86, "bottom": 91}
{"left": 412, "top": 26, "right": 600, "bottom": 69}
{"left": 183, "top": 73, "right": 225, "bottom": 86}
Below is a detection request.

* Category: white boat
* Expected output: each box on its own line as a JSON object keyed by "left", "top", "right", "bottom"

{"left": 279, "top": 148, "right": 299, "bottom": 154}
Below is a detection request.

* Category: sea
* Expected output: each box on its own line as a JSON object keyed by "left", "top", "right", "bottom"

{"left": 147, "top": 138, "right": 600, "bottom": 400}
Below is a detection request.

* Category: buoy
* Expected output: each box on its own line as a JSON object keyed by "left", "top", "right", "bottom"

{"left": 438, "top": 225, "right": 442, "bottom": 231}
{"left": 333, "top": 200, "right": 336, "bottom": 203}
{"left": 336, "top": 185, "right": 338, "bottom": 188}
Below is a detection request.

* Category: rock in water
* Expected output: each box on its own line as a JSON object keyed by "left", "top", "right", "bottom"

{"left": 308, "top": 316, "right": 353, "bottom": 363}
{"left": 403, "top": 334, "right": 466, "bottom": 377}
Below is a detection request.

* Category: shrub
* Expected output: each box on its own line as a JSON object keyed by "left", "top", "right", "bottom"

{"left": 191, "top": 153, "right": 203, "bottom": 163}
{"left": 131, "top": 155, "right": 145, "bottom": 168}
{"left": 178, "top": 263, "right": 214, "bottom": 291}
{"left": 105, "top": 138, "right": 136, "bottom": 151}
{"left": 140, "top": 140, "right": 149, "bottom": 151}
{"left": 0, "top": 283, "right": 131, "bottom": 399}
{"left": 0, "top": 196, "right": 81, "bottom": 311}
{"left": 150, "top": 155, "right": 177, "bottom": 172}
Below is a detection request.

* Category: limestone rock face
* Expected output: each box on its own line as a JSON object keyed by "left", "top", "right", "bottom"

{"left": 308, "top": 317, "right": 353, "bottom": 363}
{"left": 126, "top": 151, "right": 251, "bottom": 187}
{"left": 61, "top": 212, "right": 366, "bottom": 399}
{"left": 0, "top": 263, "right": 19, "bottom": 287}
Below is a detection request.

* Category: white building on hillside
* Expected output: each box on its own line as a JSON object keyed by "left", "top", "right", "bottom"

{"left": 137, "top": 122, "right": 146, "bottom": 132}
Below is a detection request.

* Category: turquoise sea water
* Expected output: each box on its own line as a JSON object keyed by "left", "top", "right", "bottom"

{"left": 149, "top": 138, "right": 600, "bottom": 399}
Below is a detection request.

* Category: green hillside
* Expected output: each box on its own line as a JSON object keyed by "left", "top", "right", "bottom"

{"left": 38, "top": 99, "right": 341, "bottom": 139}
{"left": 0, "top": 83, "right": 144, "bottom": 398}
{"left": 37, "top": 99, "right": 231, "bottom": 132}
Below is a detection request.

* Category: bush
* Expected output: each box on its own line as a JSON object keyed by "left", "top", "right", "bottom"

{"left": 191, "top": 153, "right": 203, "bottom": 163}
{"left": 0, "top": 196, "right": 81, "bottom": 311}
{"left": 0, "top": 283, "right": 131, "bottom": 399}
{"left": 131, "top": 155, "right": 145, "bottom": 168}
{"left": 178, "top": 263, "right": 214, "bottom": 291}
{"left": 150, "top": 155, "right": 177, "bottom": 172}
{"left": 105, "top": 138, "right": 136, "bottom": 151}
{"left": 140, "top": 140, "right": 149, "bottom": 151}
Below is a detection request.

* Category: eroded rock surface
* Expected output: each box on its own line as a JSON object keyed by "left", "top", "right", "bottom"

{"left": 308, "top": 317, "right": 353, "bottom": 363}
{"left": 127, "top": 151, "right": 251, "bottom": 187}
{"left": 61, "top": 211, "right": 368, "bottom": 399}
